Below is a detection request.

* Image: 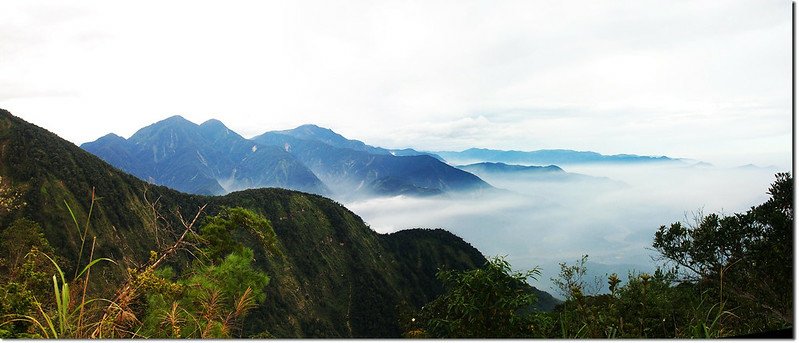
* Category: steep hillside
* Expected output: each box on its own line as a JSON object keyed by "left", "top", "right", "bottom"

{"left": 0, "top": 109, "right": 554, "bottom": 337}
{"left": 82, "top": 116, "right": 328, "bottom": 196}
{"left": 253, "top": 131, "right": 492, "bottom": 198}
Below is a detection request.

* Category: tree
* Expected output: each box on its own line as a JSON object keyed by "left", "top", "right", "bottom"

{"left": 652, "top": 173, "right": 793, "bottom": 329}
{"left": 405, "top": 256, "right": 550, "bottom": 338}
{"left": 137, "top": 207, "right": 273, "bottom": 338}
{"left": 139, "top": 248, "right": 269, "bottom": 338}
{"left": 198, "top": 207, "right": 279, "bottom": 262}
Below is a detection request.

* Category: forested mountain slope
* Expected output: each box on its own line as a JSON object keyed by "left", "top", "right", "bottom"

{"left": 0, "top": 109, "right": 554, "bottom": 337}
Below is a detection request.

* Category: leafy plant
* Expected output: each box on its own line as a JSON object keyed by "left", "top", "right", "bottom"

{"left": 406, "top": 256, "right": 549, "bottom": 338}
{"left": 135, "top": 207, "right": 273, "bottom": 338}
{"left": 653, "top": 172, "right": 793, "bottom": 330}
{"left": 138, "top": 248, "right": 269, "bottom": 338}
{"left": 1, "top": 239, "right": 114, "bottom": 338}
{"left": 1, "top": 193, "right": 115, "bottom": 338}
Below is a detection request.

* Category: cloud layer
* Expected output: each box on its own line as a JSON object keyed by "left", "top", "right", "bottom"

{"left": 0, "top": 0, "right": 791, "bottom": 168}
{"left": 344, "top": 163, "right": 781, "bottom": 293}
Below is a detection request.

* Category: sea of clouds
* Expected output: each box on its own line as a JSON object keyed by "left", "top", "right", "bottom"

{"left": 344, "top": 162, "right": 781, "bottom": 297}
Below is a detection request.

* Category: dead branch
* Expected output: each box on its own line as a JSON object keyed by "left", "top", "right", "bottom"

{"left": 92, "top": 203, "right": 207, "bottom": 338}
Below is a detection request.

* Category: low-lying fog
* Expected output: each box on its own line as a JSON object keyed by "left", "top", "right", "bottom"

{"left": 343, "top": 162, "right": 782, "bottom": 297}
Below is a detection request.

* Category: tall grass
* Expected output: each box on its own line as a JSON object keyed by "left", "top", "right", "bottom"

{"left": 1, "top": 193, "right": 114, "bottom": 338}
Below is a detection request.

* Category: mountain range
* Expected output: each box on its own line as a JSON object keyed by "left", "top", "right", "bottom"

{"left": 0, "top": 109, "right": 558, "bottom": 337}
{"left": 82, "top": 118, "right": 492, "bottom": 198}
{"left": 81, "top": 116, "right": 327, "bottom": 196}
{"left": 457, "top": 162, "right": 625, "bottom": 184}
{"left": 252, "top": 125, "right": 490, "bottom": 198}
{"left": 436, "top": 147, "right": 680, "bottom": 166}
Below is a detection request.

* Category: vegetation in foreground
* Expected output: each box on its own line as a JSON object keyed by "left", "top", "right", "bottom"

{"left": 0, "top": 198, "right": 272, "bottom": 338}
{"left": 402, "top": 173, "right": 793, "bottom": 338}
{"left": 1, "top": 109, "right": 497, "bottom": 337}
{"left": 0, "top": 171, "right": 792, "bottom": 337}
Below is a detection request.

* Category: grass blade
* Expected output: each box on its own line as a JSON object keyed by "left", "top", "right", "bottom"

{"left": 41, "top": 253, "right": 66, "bottom": 286}
{"left": 77, "top": 257, "right": 115, "bottom": 279}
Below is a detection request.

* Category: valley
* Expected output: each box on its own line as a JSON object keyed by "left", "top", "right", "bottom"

{"left": 0, "top": 110, "right": 790, "bottom": 338}
{"left": 80, "top": 115, "right": 780, "bottom": 296}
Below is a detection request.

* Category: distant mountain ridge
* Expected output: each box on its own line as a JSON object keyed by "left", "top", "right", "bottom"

{"left": 437, "top": 148, "right": 680, "bottom": 165}
{"left": 275, "top": 124, "right": 392, "bottom": 155}
{"left": 83, "top": 117, "right": 492, "bottom": 198}
{"left": 252, "top": 130, "right": 491, "bottom": 199}
{"left": 457, "top": 162, "right": 565, "bottom": 174}
{"left": 389, "top": 148, "right": 445, "bottom": 161}
{"left": 457, "top": 161, "right": 627, "bottom": 189}
{"left": 81, "top": 116, "right": 682, "bottom": 199}
{"left": 82, "top": 116, "right": 328, "bottom": 196}
{"left": 1, "top": 109, "right": 561, "bottom": 337}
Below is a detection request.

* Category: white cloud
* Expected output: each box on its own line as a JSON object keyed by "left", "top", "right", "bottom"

{"left": 344, "top": 163, "right": 780, "bottom": 291}
{"left": 0, "top": 0, "right": 791, "bottom": 169}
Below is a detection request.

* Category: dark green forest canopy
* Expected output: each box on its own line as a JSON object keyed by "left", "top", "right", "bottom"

{"left": 0, "top": 109, "right": 508, "bottom": 337}
{"left": 0, "top": 109, "right": 790, "bottom": 338}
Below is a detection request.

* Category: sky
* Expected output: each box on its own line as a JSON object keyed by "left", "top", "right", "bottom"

{"left": 0, "top": 0, "right": 792, "bottom": 169}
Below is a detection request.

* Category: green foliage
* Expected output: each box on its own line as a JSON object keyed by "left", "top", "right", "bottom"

{"left": 0, "top": 218, "right": 54, "bottom": 274}
{"left": 2, "top": 110, "right": 791, "bottom": 338}
{"left": 407, "top": 174, "right": 791, "bottom": 339}
{"left": 1, "top": 111, "right": 497, "bottom": 337}
{"left": 1, "top": 250, "right": 114, "bottom": 338}
{"left": 551, "top": 258, "right": 732, "bottom": 338}
{"left": 139, "top": 248, "right": 270, "bottom": 338}
{"left": 134, "top": 206, "right": 272, "bottom": 338}
{"left": 551, "top": 173, "right": 792, "bottom": 338}
{"left": 0, "top": 219, "right": 57, "bottom": 337}
{"left": 199, "top": 206, "right": 279, "bottom": 262}
{"left": 551, "top": 254, "right": 596, "bottom": 301}
{"left": 187, "top": 248, "right": 270, "bottom": 304}
{"left": 653, "top": 172, "right": 793, "bottom": 330}
{"left": 0, "top": 176, "right": 25, "bottom": 216}
{"left": 406, "top": 256, "right": 551, "bottom": 338}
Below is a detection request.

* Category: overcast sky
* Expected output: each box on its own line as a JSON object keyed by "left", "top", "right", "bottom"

{"left": 0, "top": 0, "right": 792, "bottom": 168}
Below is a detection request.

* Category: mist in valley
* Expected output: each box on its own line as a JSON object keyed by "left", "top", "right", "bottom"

{"left": 344, "top": 162, "right": 782, "bottom": 296}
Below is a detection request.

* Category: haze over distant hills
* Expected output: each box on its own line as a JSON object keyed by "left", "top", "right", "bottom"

{"left": 2, "top": 109, "right": 565, "bottom": 337}
{"left": 436, "top": 148, "right": 679, "bottom": 166}
{"left": 252, "top": 125, "right": 491, "bottom": 199}
{"left": 82, "top": 116, "right": 689, "bottom": 200}
{"left": 456, "top": 162, "right": 628, "bottom": 195}
{"left": 457, "top": 162, "right": 626, "bottom": 184}
{"left": 82, "top": 117, "right": 493, "bottom": 198}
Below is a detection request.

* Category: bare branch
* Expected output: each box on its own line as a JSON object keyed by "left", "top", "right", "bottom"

{"left": 92, "top": 203, "right": 207, "bottom": 338}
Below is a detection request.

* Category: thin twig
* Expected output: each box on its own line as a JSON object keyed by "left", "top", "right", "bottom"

{"left": 92, "top": 204, "right": 207, "bottom": 338}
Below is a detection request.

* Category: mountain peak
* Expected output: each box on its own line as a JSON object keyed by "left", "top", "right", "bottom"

{"left": 287, "top": 124, "right": 340, "bottom": 139}
{"left": 160, "top": 114, "right": 193, "bottom": 125}
{"left": 98, "top": 132, "right": 125, "bottom": 141}
{"left": 198, "top": 118, "right": 245, "bottom": 142}
{"left": 81, "top": 132, "right": 130, "bottom": 150}
{"left": 200, "top": 118, "right": 225, "bottom": 127}
{"left": 295, "top": 123, "right": 328, "bottom": 130}
{"left": 270, "top": 124, "right": 391, "bottom": 155}
{"left": 199, "top": 118, "right": 231, "bottom": 133}
{"left": 133, "top": 115, "right": 198, "bottom": 133}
